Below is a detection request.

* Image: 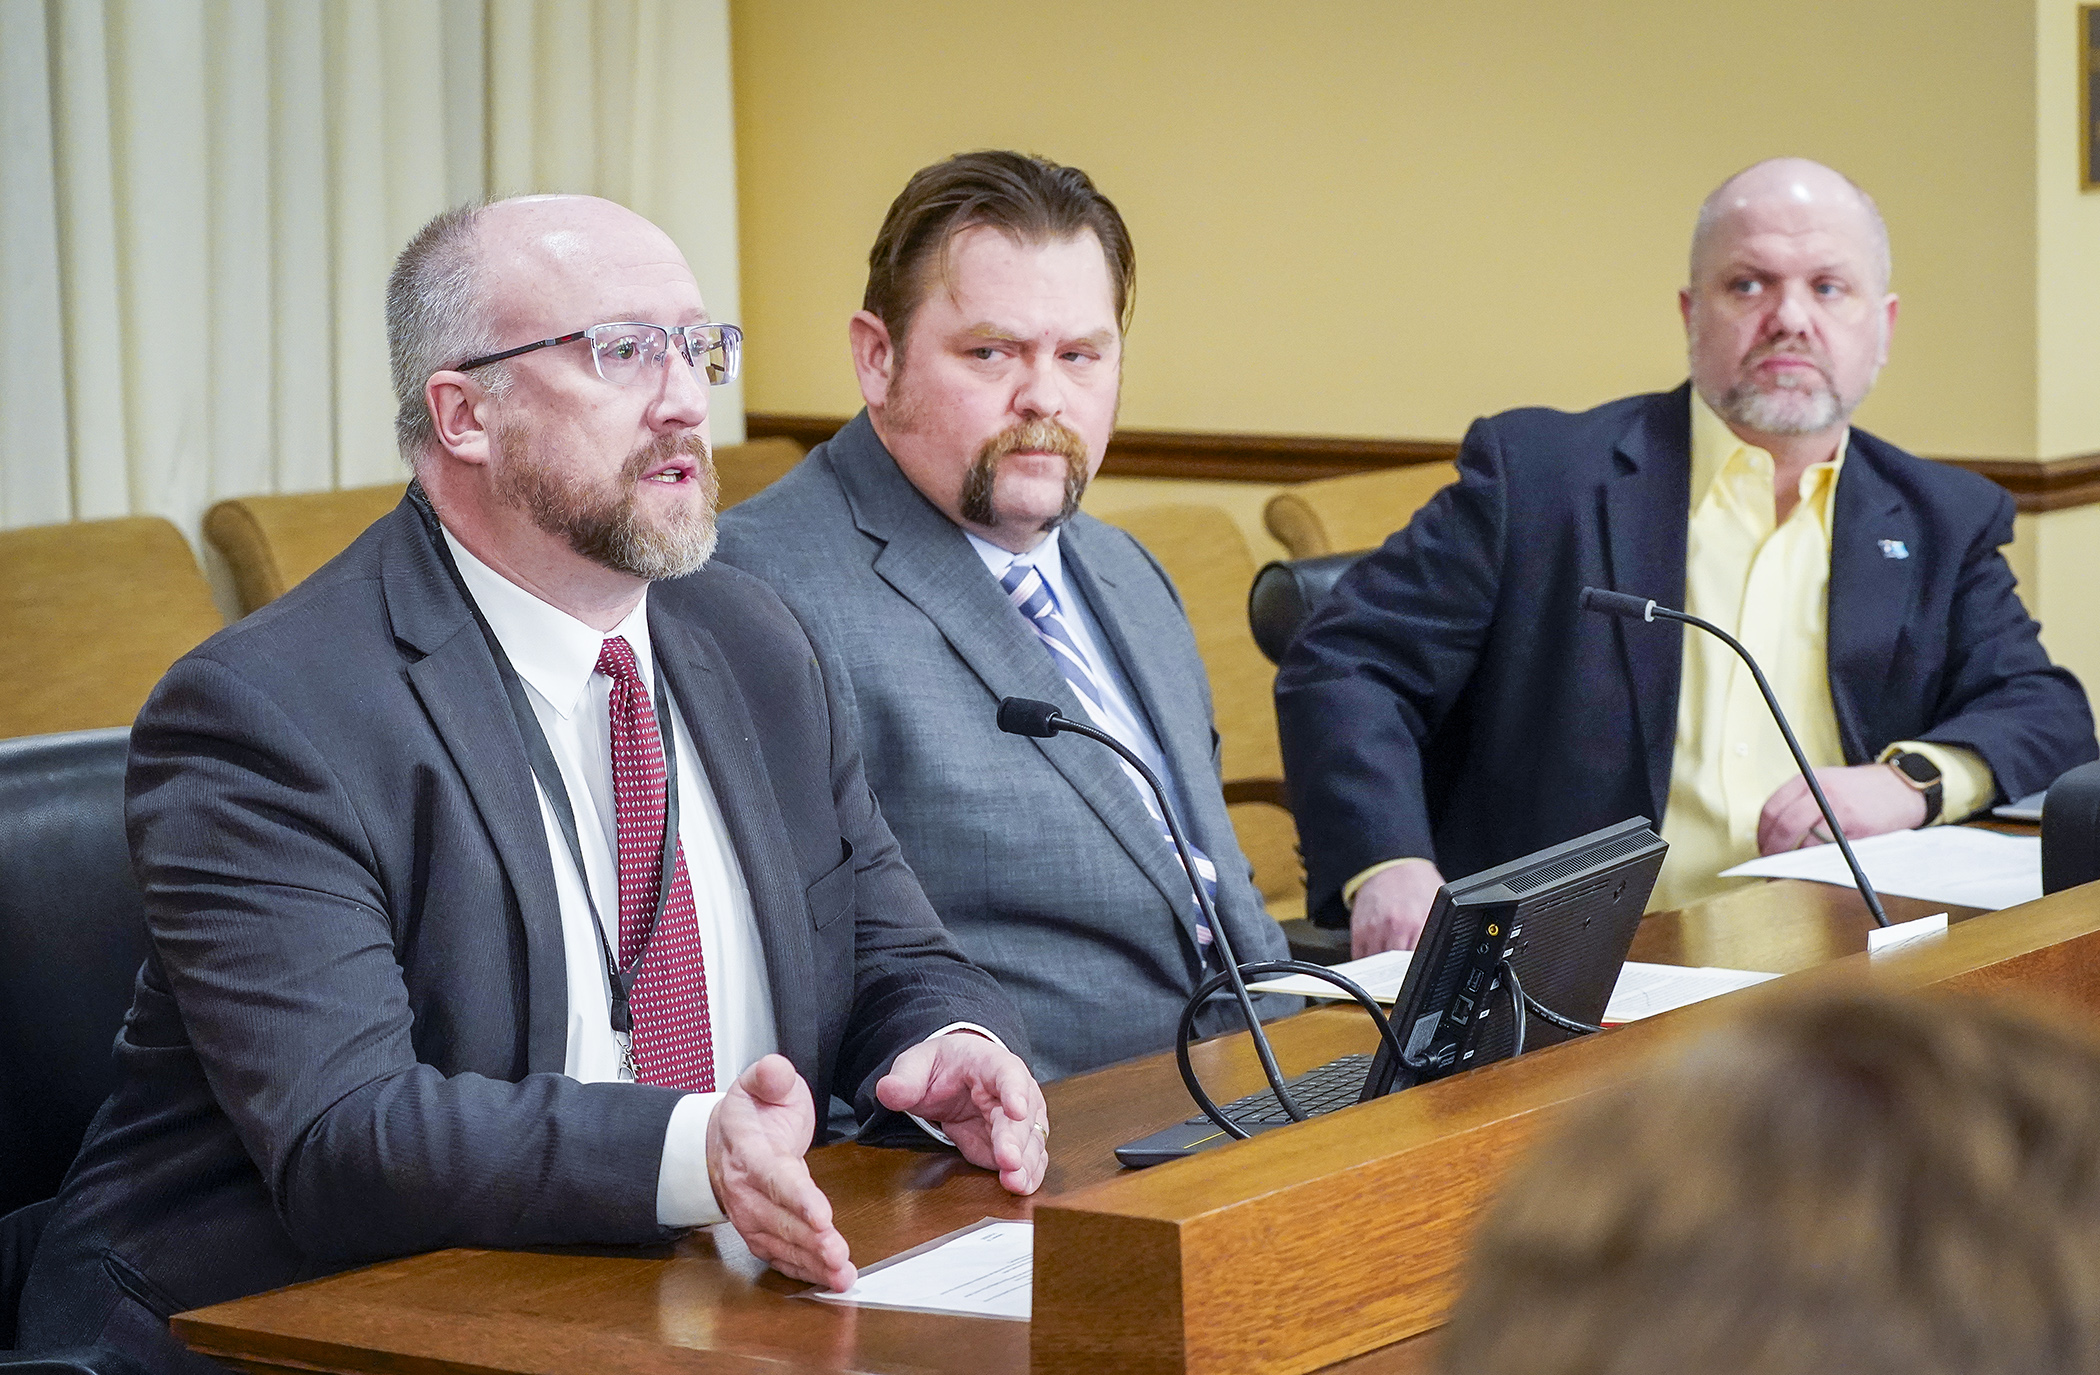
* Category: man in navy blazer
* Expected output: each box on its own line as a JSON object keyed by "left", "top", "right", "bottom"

{"left": 1278, "top": 159, "right": 2095, "bottom": 954}
{"left": 20, "top": 195, "right": 1045, "bottom": 1370}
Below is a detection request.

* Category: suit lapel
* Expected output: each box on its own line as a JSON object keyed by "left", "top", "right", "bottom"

{"left": 649, "top": 606, "right": 820, "bottom": 1076}
{"left": 1060, "top": 527, "right": 1226, "bottom": 935}
{"left": 829, "top": 417, "right": 1201, "bottom": 928}
{"left": 382, "top": 503, "right": 570, "bottom": 1072}
{"left": 1826, "top": 437, "right": 1913, "bottom": 761}
{"left": 1598, "top": 388, "right": 1692, "bottom": 818}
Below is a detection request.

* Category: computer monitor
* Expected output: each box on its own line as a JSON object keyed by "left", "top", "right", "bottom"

{"left": 1114, "top": 817, "right": 1667, "bottom": 1166}
{"left": 1364, "top": 815, "right": 1667, "bottom": 1095}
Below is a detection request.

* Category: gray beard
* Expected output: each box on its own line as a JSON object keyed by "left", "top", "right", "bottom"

{"left": 1712, "top": 379, "right": 1844, "bottom": 437}
{"left": 496, "top": 430, "right": 720, "bottom": 581}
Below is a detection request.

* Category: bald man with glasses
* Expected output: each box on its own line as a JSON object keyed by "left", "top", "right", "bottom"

{"left": 20, "top": 195, "right": 1046, "bottom": 1372}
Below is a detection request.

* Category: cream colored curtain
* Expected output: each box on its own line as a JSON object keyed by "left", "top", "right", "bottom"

{"left": 0, "top": 0, "right": 743, "bottom": 549}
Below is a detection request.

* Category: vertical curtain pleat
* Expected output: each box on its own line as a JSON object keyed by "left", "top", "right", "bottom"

{"left": 0, "top": 0, "right": 743, "bottom": 554}
{"left": 0, "top": 0, "right": 70, "bottom": 527}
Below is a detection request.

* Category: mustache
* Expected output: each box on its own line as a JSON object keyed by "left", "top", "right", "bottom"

{"left": 976, "top": 417, "right": 1089, "bottom": 467}
{"left": 622, "top": 429, "right": 712, "bottom": 481}
{"left": 1741, "top": 338, "right": 1835, "bottom": 388}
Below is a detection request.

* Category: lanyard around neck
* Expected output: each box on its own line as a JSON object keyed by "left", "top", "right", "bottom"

{"left": 411, "top": 485, "right": 681, "bottom": 1039}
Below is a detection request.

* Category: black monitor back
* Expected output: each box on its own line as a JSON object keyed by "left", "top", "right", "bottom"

{"left": 1365, "top": 817, "right": 1667, "bottom": 1095}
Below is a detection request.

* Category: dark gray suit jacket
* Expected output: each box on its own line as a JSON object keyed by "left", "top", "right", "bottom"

{"left": 21, "top": 495, "right": 1023, "bottom": 1362}
{"left": 715, "top": 414, "right": 1291, "bottom": 1080}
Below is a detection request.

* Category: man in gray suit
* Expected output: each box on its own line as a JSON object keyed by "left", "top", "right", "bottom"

{"left": 716, "top": 152, "right": 1291, "bottom": 1080}
{"left": 20, "top": 194, "right": 1045, "bottom": 1369}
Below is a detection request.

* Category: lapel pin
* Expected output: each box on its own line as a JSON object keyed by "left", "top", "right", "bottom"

{"left": 1878, "top": 539, "right": 1910, "bottom": 560}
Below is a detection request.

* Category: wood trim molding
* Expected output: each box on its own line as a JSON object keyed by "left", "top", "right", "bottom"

{"left": 743, "top": 412, "right": 2100, "bottom": 513}
{"left": 1936, "top": 452, "right": 2100, "bottom": 513}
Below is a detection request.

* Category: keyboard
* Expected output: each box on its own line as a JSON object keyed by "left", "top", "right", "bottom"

{"left": 1187, "top": 1053, "right": 1374, "bottom": 1125}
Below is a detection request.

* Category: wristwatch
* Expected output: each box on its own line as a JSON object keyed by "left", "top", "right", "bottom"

{"left": 1884, "top": 750, "right": 1944, "bottom": 826}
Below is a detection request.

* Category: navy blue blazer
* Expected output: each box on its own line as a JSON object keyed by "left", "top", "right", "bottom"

{"left": 21, "top": 496, "right": 1024, "bottom": 1364}
{"left": 1276, "top": 384, "right": 2097, "bottom": 925}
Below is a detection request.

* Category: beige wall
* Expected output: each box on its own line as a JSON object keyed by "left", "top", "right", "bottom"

{"left": 733, "top": 0, "right": 2036, "bottom": 456}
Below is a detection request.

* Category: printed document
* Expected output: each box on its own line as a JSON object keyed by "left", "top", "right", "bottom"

{"left": 808, "top": 1218, "right": 1033, "bottom": 1321}
{"left": 1718, "top": 826, "right": 2039, "bottom": 912}
{"left": 1248, "top": 950, "right": 1774, "bottom": 1023}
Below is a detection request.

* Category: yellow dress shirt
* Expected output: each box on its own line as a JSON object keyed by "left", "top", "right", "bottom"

{"left": 1648, "top": 393, "right": 1992, "bottom": 910}
{"left": 1346, "top": 392, "right": 1994, "bottom": 915}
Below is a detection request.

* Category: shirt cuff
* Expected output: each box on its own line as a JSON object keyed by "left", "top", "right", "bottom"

{"left": 908, "top": 1023, "right": 1006, "bottom": 1146}
{"left": 1343, "top": 856, "right": 1438, "bottom": 909}
{"left": 1883, "top": 741, "right": 1996, "bottom": 825}
{"left": 655, "top": 1090, "right": 726, "bottom": 1228}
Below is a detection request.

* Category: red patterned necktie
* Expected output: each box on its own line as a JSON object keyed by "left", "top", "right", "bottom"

{"left": 596, "top": 635, "right": 715, "bottom": 1091}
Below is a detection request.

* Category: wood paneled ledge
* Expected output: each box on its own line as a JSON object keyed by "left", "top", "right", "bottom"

{"left": 744, "top": 413, "right": 2100, "bottom": 514}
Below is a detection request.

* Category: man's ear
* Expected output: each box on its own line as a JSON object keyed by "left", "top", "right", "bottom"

{"left": 426, "top": 371, "right": 495, "bottom": 467}
{"left": 848, "top": 311, "right": 898, "bottom": 411}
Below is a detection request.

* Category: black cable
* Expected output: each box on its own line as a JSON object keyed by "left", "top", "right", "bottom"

{"left": 1174, "top": 960, "right": 1412, "bottom": 1138}
{"left": 1500, "top": 959, "right": 1607, "bottom": 1038}
{"left": 1502, "top": 960, "right": 1526, "bottom": 1059}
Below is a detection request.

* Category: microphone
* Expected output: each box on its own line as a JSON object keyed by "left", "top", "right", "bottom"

{"left": 995, "top": 696, "right": 1410, "bottom": 1135}
{"left": 1578, "top": 587, "right": 1889, "bottom": 927}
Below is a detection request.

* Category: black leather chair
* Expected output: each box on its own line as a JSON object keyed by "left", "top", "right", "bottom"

{"left": 2042, "top": 761, "right": 2100, "bottom": 895}
{"left": 1247, "top": 552, "right": 1364, "bottom": 665}
{"left": 0, "top": 728, "right": 149, "bottom": 1364}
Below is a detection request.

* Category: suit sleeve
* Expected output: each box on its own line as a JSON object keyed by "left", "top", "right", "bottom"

{"left": 126, "top": 656, "right": 684, "bottom": 1265}
{"left": 1274, "top": 420, "right": 1510, "bottom": 924}
{"left": 1911, "top": 488, "right": 2097, "bottom": 798}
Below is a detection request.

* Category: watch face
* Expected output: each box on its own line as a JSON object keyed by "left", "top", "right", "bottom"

{"left": 1893, "top": 752, "right": 1941, "bottom": 785}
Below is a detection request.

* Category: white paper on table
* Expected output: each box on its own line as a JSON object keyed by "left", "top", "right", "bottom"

{"left": 1718, "top": 826, "right": 2040, "bottom": 912}
{"left": 1247, "top": 952, "right": 1775, "bottom": 1023}
{"left": 805, "top": 1218, "right": 1033, "bottom": 1322}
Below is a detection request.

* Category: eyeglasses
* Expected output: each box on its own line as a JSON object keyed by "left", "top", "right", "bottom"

{"left": 454, "top": 321, "right": 743, "bottom": 387}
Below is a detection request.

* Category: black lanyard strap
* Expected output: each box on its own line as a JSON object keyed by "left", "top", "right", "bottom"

{"left": 412, "top": 485, "right": 683, "bottom": 1039}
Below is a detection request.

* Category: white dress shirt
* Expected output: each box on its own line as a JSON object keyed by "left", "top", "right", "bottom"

{"left": 446, "top": 532, "right": 771, "bottom": 1227}
{"left": 445, "top": 532, "right": 995, "bottom": 1224}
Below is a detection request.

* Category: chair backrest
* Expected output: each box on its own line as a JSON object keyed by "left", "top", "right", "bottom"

{"left": 204, "top": 439, "right": 811, "bottom": 617}
{"left": 204, "top": 482, "right": 407, "bottom": 616}
{"left": 1248, "top": 553, "right": 1366, "bottom": 665}
{"left": 0, "top": 728, "right": 146, "bottom": 1218}
{"left": 1262, "top": 461, "right": 1458, "bottom": 559}
{"left": 0, "top": 518, "right": 223, "bottom": 738}
{"left": 714, "top": 436, "right": 808, "bottom": 511}
{"left": 1102, "top": 504, "right": 1302, "bottom": 911}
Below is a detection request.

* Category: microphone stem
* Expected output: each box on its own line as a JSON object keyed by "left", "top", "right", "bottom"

{"left": 1649, "top": 606, "right": 1890, "bottom": 927}
{"left": 1043, "top": 714, "right": 1308, "bottom": 1121}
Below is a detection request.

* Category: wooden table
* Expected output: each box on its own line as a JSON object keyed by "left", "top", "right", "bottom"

{"left": 173, "top": 880, "right": 1990, "bottom": 1374}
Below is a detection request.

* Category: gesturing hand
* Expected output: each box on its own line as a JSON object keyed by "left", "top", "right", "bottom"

{"left": 1757, "top": 763, "right": 1927, "bottom": 855}
{"left": 875, "top": 1033, "right": 1048, "bottom": 1196}
{"left": 1348, "top": 860, "right": 1447, "bottom": 959}
{"left": 706, "top": 1054, "right": 854, "bottom": 1292}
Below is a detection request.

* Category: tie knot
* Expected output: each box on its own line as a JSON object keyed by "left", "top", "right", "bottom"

{"left": 999, "top": 559, "right": 1034, "bottom": 595}
{"left": 595, "top": 635, "right": 642, "bottom": 685}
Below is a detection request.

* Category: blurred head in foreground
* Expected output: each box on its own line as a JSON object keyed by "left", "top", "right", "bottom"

{"left": 1440, "top": 986, "right": 2100, "bottom": 1375}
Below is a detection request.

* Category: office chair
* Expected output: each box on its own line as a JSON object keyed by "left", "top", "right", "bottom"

{"left": 1261, "top": 462, "right": 1457, "bottom": 560}
{"left": 0, "top": 729, "right": 151, "bottom": 1369}
{"left": 1247, "top": 552, "right": 1365, "bottom": 665}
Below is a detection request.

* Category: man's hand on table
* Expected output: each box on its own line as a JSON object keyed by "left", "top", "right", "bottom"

{"left": 1758, "top": 764, "right": 1927, "bottom": 855}
{"left": 1349, "top": 860, "right": 1448, "bottom": 958}
{"left": 707, "top": 1054, "right": 855, "bottom": 1292}
{"left": 877, "top": 1032, "right": 1049, "bottom": 1196}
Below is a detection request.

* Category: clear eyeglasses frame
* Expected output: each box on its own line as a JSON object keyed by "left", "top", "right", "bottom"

{"left": 453, "top": 321, "right": 743, "bottom": 387}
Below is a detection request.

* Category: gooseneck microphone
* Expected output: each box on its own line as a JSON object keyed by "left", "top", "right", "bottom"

{"left": 996, "top": 696, "right": 1408, "bottom": 1137}
{"left": 1578, "top": 587, "right": 1889, "bottom": 927}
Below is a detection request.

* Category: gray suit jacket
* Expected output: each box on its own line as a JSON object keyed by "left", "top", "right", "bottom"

{"left": 715, "top": 413, "right": 1291, "bottom": 1079}
{"left": 21, "top": 494, "right": 1023, "bottom": 1363}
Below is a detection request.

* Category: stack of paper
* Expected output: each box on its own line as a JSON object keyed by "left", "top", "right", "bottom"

{"left": 1718, "top": 826, "right": 2039, "bottom": 911}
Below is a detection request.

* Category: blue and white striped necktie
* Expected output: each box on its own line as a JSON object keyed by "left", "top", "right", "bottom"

{"left": 1001, "top": 557, "right": 1216, "bottom": 951}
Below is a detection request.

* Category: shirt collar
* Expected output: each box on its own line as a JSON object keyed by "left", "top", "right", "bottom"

{"left": 966, "top": 527, "right": 1067, "bottom": 590}
{"left": 1688, "top": 387, "right": 1848, "bottom": 520}
{"left": 442, "top": 528, "right": 653, "bottom": 720}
